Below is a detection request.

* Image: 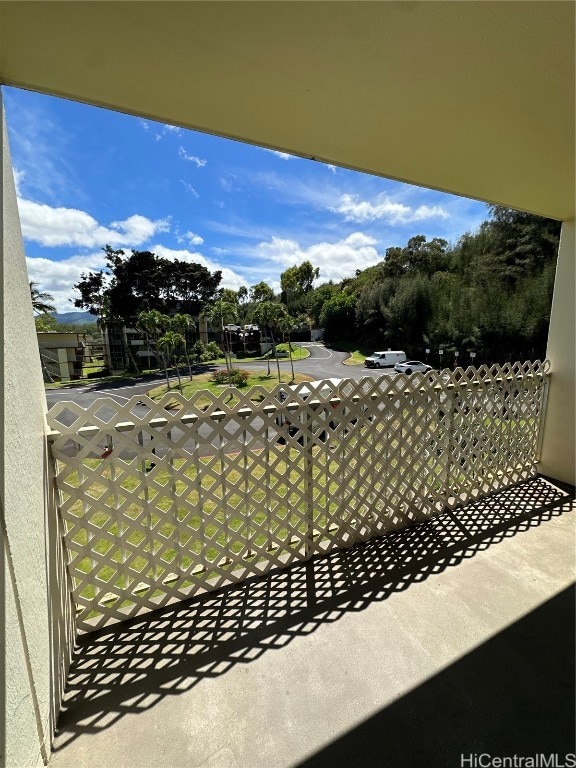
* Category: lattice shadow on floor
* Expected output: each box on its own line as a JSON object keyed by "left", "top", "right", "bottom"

{"left": 53, "top": 476, "right": 574, "bottom": 753}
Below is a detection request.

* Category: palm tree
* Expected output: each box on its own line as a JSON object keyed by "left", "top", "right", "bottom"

{"left": 30, "top": 282, "right": 56, "bottom": 315}
{"left": 237, "top": 286, "right": 249, "bottom": 355}
{"left": 158, "top": 331, "right": 185, "bottom": 393}
{"left": 136, "top": 310, "right": 171, "bottom": 388}
{"left": 254, "top": 301, "right": 289, "bottom": 382}
{"left": 202, "top": 299, "right": 238, "bottom": 380}
{"left": 169, "top": 313, "right": 195, "bottom": 380}
{"left": 277, "top": 312, "right": 296, "bottom": 381}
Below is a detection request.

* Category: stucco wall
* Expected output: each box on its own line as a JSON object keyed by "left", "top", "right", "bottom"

{"left": 1, "top": 91, "right": 73, "bottom": 768}
{"left": 540, "top": 220, "right": 576, "bottom": 485}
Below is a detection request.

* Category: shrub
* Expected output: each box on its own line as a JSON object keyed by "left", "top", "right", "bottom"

{"left": 210, "top": 368, "right": 250, "bottom": 387}
{"left": 191, "top": 340, "right": 222, "bottom": 363}
{"left": 204, "top": 341, "right": 222, "bottom": 360}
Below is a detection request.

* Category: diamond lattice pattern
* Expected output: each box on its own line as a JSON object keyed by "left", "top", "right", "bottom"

{"left": 47, "top": 362, "right": 548, "bottom": 632}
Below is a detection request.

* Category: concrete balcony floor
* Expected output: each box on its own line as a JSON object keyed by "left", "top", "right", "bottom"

{"left": 50, "top": 476, "right": 575, "bottom": 768}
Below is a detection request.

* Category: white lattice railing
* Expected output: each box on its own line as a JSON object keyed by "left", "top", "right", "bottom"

{"left": 47, "top": 361, "right": 549, "bottom": 632}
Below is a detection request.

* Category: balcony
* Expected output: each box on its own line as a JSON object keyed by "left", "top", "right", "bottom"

{"left": 1, "top": 5, "right": 574, "bottom": 764}
{"left": 48, "top": 484, "right": 574, "bottom": 767}
{"left": 44, "top": 364, "right": 575, "bottom": 765}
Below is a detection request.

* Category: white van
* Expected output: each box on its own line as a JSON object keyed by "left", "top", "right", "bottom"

{"left": 364, "top": 350, "right": 406, "bottom": 369}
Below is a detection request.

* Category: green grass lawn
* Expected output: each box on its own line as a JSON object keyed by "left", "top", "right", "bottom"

{"left": 256, "top": 342, "right": 309, "bottom": 361}
{"left": 147, "top": 369, "right": 315, "bottom": 409}
{"left": 329, "top": 341, "right": 372, "bottom": 366}
{"left": 199, "top": 342, "right": 309, "bottom": 365}
{"left": 342, "top": 350, "right": 367, "bottom": 365}
{"left": 55, "top": 388, "right": 537, "bottom": 623}
{"left": 44, "top": 344, "right": 309, "bottom": 389}
{"left": 61, "top": 443, "right": 353, "bottom": 616}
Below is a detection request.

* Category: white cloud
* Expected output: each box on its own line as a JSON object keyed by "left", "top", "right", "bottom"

{"left": 178, "top": 147, "right": 207, "bottom": 167}
{"left": 12, "top": 167, "right": 25, "bottom": 196}
{"left": 256, "top": 232, "right": 381, "bottom": 283}
{"left": 263, "top": 148, "right": 294, "bottom": 161}
{"left": 333, "top": 193, "right": 448, "bottom": 224}
{"left": 27, "top": 241, "right": 249, "bottom": 314}
{"left": 18, "top": 198, "right": 170, "bottom": 248}
{"left": 254, "top": 171, "right": 336, "bottom": 209}
{"left": 4, "top": 97, "right": 79, "bottom": 203}
{"left": 251, "top": 172, "right": 451, "bottom": 229}
{"left": 147, "top": 122, "right": 183, "bottom": 140}
{"left": 152, "top": 244, "right": 248, "bottom": 291}
{"left": 219, "top": 174, "right": 243, "bottom": 194}
{"left": 183, "top": 231, "right": 204, "bottom": 246}
{"left": 179, "top": 180, "right": 199, "bottom": 198}
{"left": 27, "top": 252, "right": 110, "bottom": 314}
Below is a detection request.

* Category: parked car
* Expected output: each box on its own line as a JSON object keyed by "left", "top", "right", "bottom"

{"left": 364, "top": 350, "right": 406, "bottom": 368}
{"left": 394, "top": 360, "right": 432, "bottom": 375}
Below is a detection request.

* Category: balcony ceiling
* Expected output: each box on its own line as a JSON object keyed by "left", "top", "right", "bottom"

{"left": 0, "top": 1, "right": 574, "bottom": 219}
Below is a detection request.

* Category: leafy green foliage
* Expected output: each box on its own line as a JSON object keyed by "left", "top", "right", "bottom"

{"left": 190, "top": 340, "right": 221, "bottom": 364}
{"left": 30, "top": 282, "right": 56, "bottom": 315}
{"left": 74, "top": 245, "right": 221, "bottom": 324}
{"left": 312, "top": 207, "right": 561, "bottom": 363}
{"left": 319, "top": 293, "right": 357, "bottom": 342}
{"left": 280, "top": 260, "right": 319, "bottom": 312}
{"left": 249, "top": 281, "right": 275, "bottom": 303}
{"left": 253, "top": 301, "right": 291, "bottom": 380}
{"left": 307, "top": 282, "right": 339, "bottom": 325}
{"left": 210, "top": 368, "right": 250, "bottom": 387}
{"left": 35, "top": 313, "right": 59, "bottom": 332}
{"left": 201, "top": 298, "right": 238, "bottom": 377}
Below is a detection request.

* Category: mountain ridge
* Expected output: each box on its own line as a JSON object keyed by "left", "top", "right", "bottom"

{"left": 52, "top": 311, "right": 96, "bottom": 325}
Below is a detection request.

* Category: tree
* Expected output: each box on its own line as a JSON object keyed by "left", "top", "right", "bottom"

{"left": 355, "top": 280, "right": 395, "bottom": 343}
{"left": 280, "top": 261, "right": 319, "bottom": 312}
{"left": 237, "top": 285, "right": 249, "bottom": 306}
{"left": 276, "top": 311, "right": 297, "bottom": 381}
{"left": 307, "top": 282, "right": 339, "bottom": 326}
{"left": 219, "top": 288, "right": 239, "bottom": 305}
{"left": 35, "top": 314, "right": 58, "bottom": 332}
{"left": 74, "top": 245, "right": 221, "bottom": 324}
{"left": 237, "top": 285, "right": 250, "bottom": 353}
{"left": 169, "top": 313, "right": 195, "bottom": 380}
{"left": 202, "top": 299, "right": 238, "bottom": 380}
{"left": 472, "top": 206, "right": 561, "bottom": 290}
{"left": 320, "top": 293, "right": 357, "bottom": 343}
{"left": 249, "top": 281, "right": 275, "bottom": 303}
{"left": 72, "top": 270, "right": 109, "bottom": 322}
{"left": 382, "top": 273, "right": 432, "bottom": 353}
{"left": 158, "top": 331, "right": 185, "bottom": 393}
{"left": 30, "top": 282, "right": 56, "bottom": 315}
{"left": 382, "top": 236, "right": 449, "bottom": 279}
{"left": 253, "top": 301, "right": 289, "bottom": 381}
{"left": 136, "top": 310, "right": 172, "bottom": 389}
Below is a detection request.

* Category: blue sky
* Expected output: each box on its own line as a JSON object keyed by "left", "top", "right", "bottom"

{"left": 4, "top": 85, "right": 489, "bottom": 314}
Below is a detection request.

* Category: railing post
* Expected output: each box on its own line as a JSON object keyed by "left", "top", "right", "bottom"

{"left": 304, "top": 410, "right": 314, "bottom": 559}
{"left": 536, "top": 372, "right": 550, "bottom": 466}
{"left": 444, "top": 388, "right": 455, "bottom": 508}
{"left": 241, "top": 410, "right": 254, "bottom": 559}
{"left": 138, "top": 429, "right": 155, "bottom": 579}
